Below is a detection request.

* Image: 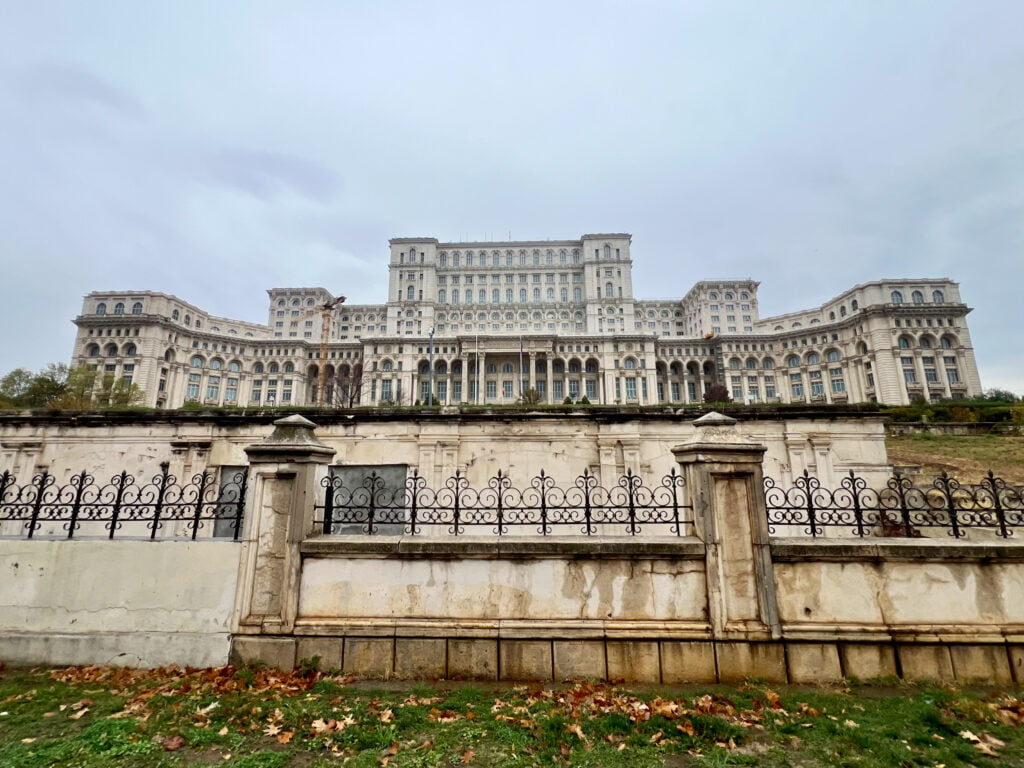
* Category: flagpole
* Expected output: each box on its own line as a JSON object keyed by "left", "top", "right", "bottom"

{"left": 519, "top": 336, "right": 524, "bottom": 399}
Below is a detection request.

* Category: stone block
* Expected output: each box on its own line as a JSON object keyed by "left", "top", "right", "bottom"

{"left": 500, "top": 640, "right": 552, "bottom": 680}
{"left": 839, "top": 644, "right": 897, "bottom": 680}
{"left": 660, "top": 641, "right": 717, "bottom": 683}
{"left": 296, "top": 638, "right": 344, "bottom": 671}
{"left": 448, "top": 639, "right": 499, "bottom": 680}
{"left": 231, "top": 636, "right": 296, "bottom": 670}
{"left": 1009, "top": 645, "right": 1024, "bottom": 684}
{"left": 949, "top": 645, "right": 1012, "bottom": 684}
{"left": 787, "top": 643, "right": 842, "bottom": 683}
{"left": 553, "top": 641, "right": 606, "bottom": 680}
{"left": 395, "top": 639, "right": 446, "bottom": 679}
{"left": 343, "top": 638, "right": 395, "bottom": 679}
{"left": 898, "top": 645, "right": 954, "bottom": 682}
{"left": 716, "top": 642, "right": 786, "bottom": 683}
{"left": 606, "top": 641, "right": 661, "bottom": 683}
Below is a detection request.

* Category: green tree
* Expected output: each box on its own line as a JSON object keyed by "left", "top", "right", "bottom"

{"left": 0, "top": 364, "right": 70, "bottom": 408}
{"left": 519, "top": 388, "right": 543, "bottom": 406}
{"left": 48, "top": 366, "right": 144, "bottom": 409}
{"left": 981, "top": 388, "right": 1019, "bottom": 403}
{"left": 703, "top": 384, "right": 732, "bottom": 404}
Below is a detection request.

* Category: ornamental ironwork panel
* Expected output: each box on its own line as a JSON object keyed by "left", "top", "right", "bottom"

{"left": 764, "top": 469, "right": 1024, "bottom": 539}
{"left": 0, "top": 463, "right": 247, "bottom": 540}
{"left": 315, "top": 468, "right": 691, "bottom": 536}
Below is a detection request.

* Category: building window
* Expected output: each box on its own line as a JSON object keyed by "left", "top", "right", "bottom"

{"left": 890, "top": 291, "right": 903, "bottom": 304}
{"left": 912, "top": 291, "right": 924, "bottom": 304}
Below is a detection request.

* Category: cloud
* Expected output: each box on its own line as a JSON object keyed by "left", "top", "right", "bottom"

{"left": 205, "top": 149, "right": 341, "bottom": 202}
{"left": 17, "top": 60, "right": 146, "bottom": 118}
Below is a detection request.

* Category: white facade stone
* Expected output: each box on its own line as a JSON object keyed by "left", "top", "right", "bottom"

{"left": 70, "top": 234, "right": 981, "bottom": 408}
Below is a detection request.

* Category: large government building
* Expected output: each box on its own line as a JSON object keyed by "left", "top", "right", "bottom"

{"left": 71, "top": 234, "right": 982, "bottom": 408}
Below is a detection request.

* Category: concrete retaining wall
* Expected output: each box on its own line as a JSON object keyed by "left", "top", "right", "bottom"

{"left": 0, "top": 539, "right": 241, "bottom": 666}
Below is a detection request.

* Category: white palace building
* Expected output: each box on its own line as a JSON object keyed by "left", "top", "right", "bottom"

{"left": 71, "top": 234, "right": 982, "bottom": 409}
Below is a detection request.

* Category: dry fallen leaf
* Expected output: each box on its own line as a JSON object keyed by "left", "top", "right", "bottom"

{"left": 164, "top": 735, "right": 186, "bottom": 752}
{"left": 276, "top": 731, "right": 294, "bottom": 745}
{"left": 263, "top": 723, "right": 282, "bottom": 737}
{"left": 386, "top": 742, "right": 399, "bottom": 756}
{"left": 20, "top": 738, "right": 35, "bottom": 744}
{"left": 218, "top": 726, "right": 229, "bottom": 736}
{"left": 69, "top": 707, "right": 89, "bottom": 720}
{"left": 844, "top": 719, "right": 860, "bottom": 728}
{"left": 461, "top": 748, "right": 476, "bottom": 763}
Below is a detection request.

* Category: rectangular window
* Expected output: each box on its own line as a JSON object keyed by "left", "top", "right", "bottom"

{"left": 947, "top": 368, "right": 960, "bottom": 383}
{"left": 486, "top": 381, "right": 497, "bottom": 399}
{"left": 502, "top": 380, "right": 513, "bottom": 398}
{"left": 831, "top": 378, "right": 845, "bottom": 393}
{"left": 226, "top": 378, "right": 238, "bottom": 401}
{"left": 903, "top": 369, "right": 917, "bottom": 384}
{"left": 568, "top": 380, "right": 579, "bottom": 398}
{"left": 381, "top": 379, "right": 393, "bottom": 401}
{"left": 586, "top": 379, "right": 596, "bottom": 399}
{"left": 625, "top": 377, "right": 637, "bottom": 399}
{"left": 925, "top": 368, "right": 938, "bottom": 383}
{"left": 553, "top": 380, "right": 564, "bottom": 400}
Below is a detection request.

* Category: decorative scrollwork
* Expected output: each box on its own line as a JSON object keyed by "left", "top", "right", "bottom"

{"left": 764, "top": 469, "right": 1024, "bottom": 539}
{"left": 0, "top": 464, "right": 247, "bottom": 540}
{"left": 315, "top": 467, "right": 693, "bottom": 537}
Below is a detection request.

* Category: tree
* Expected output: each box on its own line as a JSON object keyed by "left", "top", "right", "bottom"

{"left": 703, "top": 384, "right": 732, "bottom": 404}
{"left": 48, "top": 366, "right": 144, "bottom": 409}
{"left": 519, "top": 388, "right": 543, "bottom": 406}
{"left": 330, "top": 363, "right": 365, "bottom": 408}
{"left": 981, "top": 388, "right": 1019, "bottom": 403}
{"left": 0, "top": 363, "right": 70, "bottom": 409}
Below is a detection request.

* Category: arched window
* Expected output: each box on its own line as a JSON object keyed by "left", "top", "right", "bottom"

{"left": 912, "top": 290, "right": 924, "bottom": 304}
{"left": 191, "top": 356, "right": 204, "bottom": 368}
{"left": 382, "top": 360, "right": 393, "bottom": 371}
{"left": 932, "top": 290, "right": 945, "bottom": 303}
{"left": 826, "top": 350, "right": 841, "bottom": 362}
{"left": 194, "top": 320, "right": 201, "bottom": 329}
{"left": 184, "top": 314, "right": 192, "bottom": 326}
{"left": 283, "top": 362, "right": 294, "bottom": 373}
{"left": 745, "top": 358, "right": 757, "bottom": 369}
{"left": 207, "top": 358, "right": 221, "bottom": 370}
{"left": 724, "top": 292, "right": 734, "bottom": 300}
{"left": 806, "top": 352, "right": 820, "bottom": 365}
{"left": 604, "top": 245, "right": 611, "bottom": 259}
{"left": 898, "top": 336, "right": 911, "bottom": 349}
{"left": 502, "top": 363, "right": 513, "bottom": 373}
{"left": 763, "top": 358, "right": 774, "bottom": 369}
{"left": 438, "top": 289, "right": 446, "bottom": 303}
{"left": 131, "top": 302, "right": 143, "bottom": 315}
{"left": 623, "top": 359, "right": 636, "bottom": 369}
{"left": 87, "top": 343, "right": 100, "bottom": 357}
{"left": 919, "top": 336, "right": 932, "bottom": 349}
{"left": 487, "top": 363, "right": 497, "bottom": 373}
{"left": 105, "top": 343, "right": 119, "bottom": 356}
{"left": 829, "top": 311, "right": 835, "bottom": 321}
{"left": 172, "top": 309, "right": 179, "bottom": 320}
{"left": 709, "top": 292, "right": 718, "bottom": 300}
{"left": 406, "top": 286, "right": 414, "bottom": 300}
{"left": 729, "top": 358, "right": 740, "bottom": 369}
{"left": 114, "top": 302, "right": 125, "bottom": 315}
{"left": 451, "top": 289, "right": 459, "bottom": 304}
{"left": 277, "top": 299, "right": 286, "bottom": 306}
{"left": 291, "top": 298, "right": 300, "bottom": 306}
{"left": 890, "top": 291, "right": 903, "bottom": 304}
{"left": 466, "top": 252, "right": 474, "bottom": 266}
{"left": 409, "top": 248, "right": 417, "bottom": 262}
{"left": 229, "top": 361, "right": 241, "bottom": 372}
{"left": 605, "top": 282, "right": 613, "bottom": 298}
{"left": 493, "top": 253, "right": 500, "bottom": 267}
{"left": 839, "top": 306, "right": 847, "bottom": 317}
{"left": 439, "top": 252, "right": 447, "bottom": 267}
{"left": 268, "top": 362, "right": 280, "bottom": 373}
{"left": 124, "top": 344, "right": 137, "bottom": 356}
{"left": 787, "top": 356, "right": 801, "bottom": 367}
{"left": 940, "top": 336, "right": 954, "bottom": 349}
{"left": 96, "top": 302, "right": 107, "bottom": 315}
{"left": 253, "top": 362, "right": 265, "bottom": 374}
{"left": 851, "top": 299, "right": 859, "bottom": 310}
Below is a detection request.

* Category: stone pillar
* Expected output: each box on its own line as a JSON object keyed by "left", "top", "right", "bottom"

{"left": 528, "top": 352, "right": 537, "bottom": 391}
{"left": 672, "top": 412, "right": 780, "bottom": 644}
{"left": 460, "top": 355, "right": 469, "bottom": 403}
{"left": 479, "top": 352, "right": 486, "bottom": 403}
{"left": 232, "top": 414, "right": 336, "bottom": 669}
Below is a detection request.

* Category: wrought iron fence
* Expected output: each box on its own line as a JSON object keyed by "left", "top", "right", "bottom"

{"left": 0, "top": 463, "right": 248, "bottom": 540}
{"left": 315, "top": 468, "right": 692, "bottom": 536}
{"left": 764, "top": 470, "right": 1024, "bottom": 538}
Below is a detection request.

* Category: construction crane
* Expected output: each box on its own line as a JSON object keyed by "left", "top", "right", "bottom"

{"left": 291, "top": 294, "right": 346, "bottom": 406}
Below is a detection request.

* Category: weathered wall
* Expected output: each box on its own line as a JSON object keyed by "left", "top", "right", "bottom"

{"left": 0, "top": 409, "right": 892, "bottom": 492}
{"left": 0, "top": 540, "right": 241, "bottom": 666}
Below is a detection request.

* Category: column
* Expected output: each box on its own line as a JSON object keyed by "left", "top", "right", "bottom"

{"left": 546, "top": 362, "right": 554, "bottom": 404}
{"left": 672, "top": 411, "right": 782, "bottom": 680}
{"left": 528, "top": 352, "right": 537, "bottom": 391}
{"left": 460, "top": 355, "right": 469, "bottom": 404}
{"left": 478, "top": 352, "right": 486, "bottom": 403}
{"left": 232, "top": 415, "right": 336, "bottom": 669}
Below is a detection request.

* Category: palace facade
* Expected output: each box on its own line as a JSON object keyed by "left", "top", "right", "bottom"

{"left": 70, "top": 234, "right": 982, "bottom": 408}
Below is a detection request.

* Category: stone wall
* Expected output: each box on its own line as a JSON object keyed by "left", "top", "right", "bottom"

{"left": 0, "top": 540, "right": 241, "bottom": 666}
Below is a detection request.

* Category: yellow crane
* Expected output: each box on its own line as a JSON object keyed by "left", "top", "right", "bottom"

{"left": 291, "top": 294, "right": 346, "bottom": 406}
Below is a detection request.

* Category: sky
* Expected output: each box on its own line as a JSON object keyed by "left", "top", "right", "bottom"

{"left": 0, "top": 1, "right": 1021, "bottom": 393}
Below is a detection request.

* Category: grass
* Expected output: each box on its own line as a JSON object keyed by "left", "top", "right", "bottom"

{"left": 886, "top": 434, "right": 1024, "bottom": 484}
{"left": 4, "top": 666, "right": 1024, "bottom": 766}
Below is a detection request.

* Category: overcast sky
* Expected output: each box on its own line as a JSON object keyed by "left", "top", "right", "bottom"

{"left": 1, "top": 1, "right": 1021, "bottom": 392}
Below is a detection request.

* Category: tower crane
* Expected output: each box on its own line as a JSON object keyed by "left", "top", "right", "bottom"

{"left": 291, "top": 294, "right": 346, "bottom": 406}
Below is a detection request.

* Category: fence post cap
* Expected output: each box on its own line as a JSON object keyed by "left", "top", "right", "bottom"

{"left": 694, "top": 411, "right": 737, "bottom": 426}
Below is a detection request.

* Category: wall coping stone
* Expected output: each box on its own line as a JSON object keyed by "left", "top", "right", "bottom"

{"left": 771, "top": 538, "right": 1024, "bottom": 562}
{"left": 299, "top": 536, "right": 706, "bottom": 559}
